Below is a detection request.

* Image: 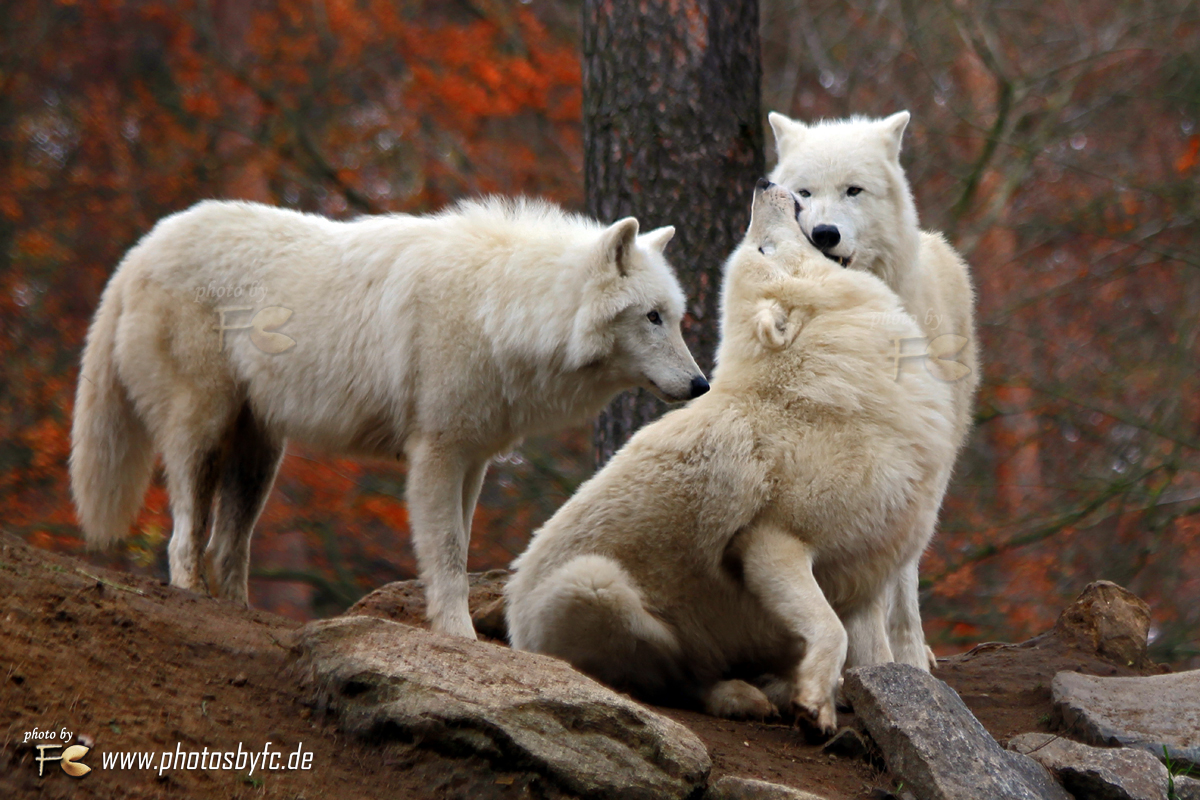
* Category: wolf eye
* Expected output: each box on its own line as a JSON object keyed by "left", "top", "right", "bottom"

{"left": 797, "top": 189, "right": 811, "bottom": 198}
{"left": 647, "top": 310, "right": 662, "bottom": 325}
{"left": 847, "top": 186, "right": 863, "bottom": 196}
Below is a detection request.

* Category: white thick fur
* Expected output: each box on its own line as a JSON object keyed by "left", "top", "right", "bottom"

{"left": 768, "top": 111, "right": 980, "bottom": 669}
{"left": 506, "top": 183, "right": 956, "bottom": 731}
{"left": 70, "top": 197, "right": 705, "bottom": 637}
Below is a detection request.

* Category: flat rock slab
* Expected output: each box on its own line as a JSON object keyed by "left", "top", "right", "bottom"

{"left": 1009, "top": 733, "right": 1168, "bottom": 800}
{"left": 702, "top": 775, "right": 829, "bottom": 800}
{"left": 844, "top": 663, "right": 1071, "bottom": 800}
{"left": 290, "top": 615, "right": 709, "bottom": 800}
{"left": 1052, "top": 670, "right": 1200, "bottom": 768}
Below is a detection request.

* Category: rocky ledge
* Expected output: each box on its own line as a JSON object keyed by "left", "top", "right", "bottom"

{"left": 286, "top": 577, "right": 1197, "bottom": 799}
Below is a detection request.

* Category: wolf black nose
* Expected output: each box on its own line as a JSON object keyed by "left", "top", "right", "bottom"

{"left": 689, "top": 375, "right": 710, "bottom": 398}
{"left": 755, "top": 177, "right": 773, "bottom": 193}
{"left": 812, "top": 224, "right": 840, "bottom": 249}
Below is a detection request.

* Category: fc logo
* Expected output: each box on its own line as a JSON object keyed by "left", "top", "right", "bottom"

{"left": 35, "top": 744, "right": 92, "bottom": 777}
{"left": 213, "top": 306, "right": 297, "bottom": 353}
{"left": 889, "top": 334, "right": 971, "bottom": 382}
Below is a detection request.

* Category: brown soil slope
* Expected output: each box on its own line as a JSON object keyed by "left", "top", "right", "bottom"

{"left": 0, "top": 535, "right": 1159, "bottom": 799}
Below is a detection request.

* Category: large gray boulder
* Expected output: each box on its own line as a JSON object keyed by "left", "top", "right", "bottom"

{"left": 1052, "top": 670, "right": 1200, "bottom": 769}
{"left": 844, "top": 663, "right": 1071, "bottom": 800}
{"left": 1009, "top": 732, "right": 1168, "bottom": 800}
{"left": 290, "top": 615, "right": 710, "bottom": 799}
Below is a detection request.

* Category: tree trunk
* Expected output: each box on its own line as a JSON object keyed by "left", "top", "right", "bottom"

{"left": 584, "top": 0, "right": 764, "bottom": 467}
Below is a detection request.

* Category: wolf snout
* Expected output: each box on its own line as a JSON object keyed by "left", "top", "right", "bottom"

{"left": 689, "top": 375, "right": 710, "bottom": 399}
{"left": 812, "top": 224, "right": 841, "bottom": 249}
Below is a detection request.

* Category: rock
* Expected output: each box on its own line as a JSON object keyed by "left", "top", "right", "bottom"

{"left": 291, "top": 615, "right": 709, "bottom": 799}
{"left": 471, "top": 595, "right": 509, "bottom": 641}
{"left": 702, "top": 775, "right": 830, "bottom": 800}
{"left": 1174, "top": 775, "right": 1200, "bottom": 800}
{"left": 1008, "top": 732, "right": 1168, "bottom": 800}
{"left": 843, "top": 663, "right": 1071, "bottom": 800}
{"left": 345, "top": 569, "right": 510, "bottom": 640}
{"left": 1052, "top": 581, "right": 1151, "bottom": 668}
{"left": 1052, "top": 670, "right": 1200, "bottom": 769}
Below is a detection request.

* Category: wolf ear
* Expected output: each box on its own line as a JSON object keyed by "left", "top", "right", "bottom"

{"left": 880, "top": 111, "right": 911, "bottom": 162}
{"left": 600, "top": 217, "right": 640, "bottom": 277}
{"left": 638, "top": 225, "right": 675, "bottom": 254}
{"left": 768, "top": 111, "right": 806, "bottom": 152}
{"left": 751, "top": 299, "right": 803, "bottom": 350}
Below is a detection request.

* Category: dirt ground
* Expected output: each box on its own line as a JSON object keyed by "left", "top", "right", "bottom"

{"left": 0, "top": 533, "right": 1161, "bottom": 799}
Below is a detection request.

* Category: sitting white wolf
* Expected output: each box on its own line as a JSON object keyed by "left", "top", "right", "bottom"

{"left": 506, "top": 181, "right": 956, "bottom": 731}
{"left": 70, "top": 197, "right": 707, "bottom": 638}
{"left": 768, "top": 111, "right": 980, "bottom": 669}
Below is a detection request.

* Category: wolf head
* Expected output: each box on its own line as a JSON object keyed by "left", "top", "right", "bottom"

{"left": 715, "top": 179, "right": 834, "bottom": 369}
{"left": 714, "top": 179, "right": 910, "bottom": 381}
{"left": 767, "top": 111, "right": 921, "bottom": 289}
{"left": 570, "top": 217, "right": 708, "bottom": 402}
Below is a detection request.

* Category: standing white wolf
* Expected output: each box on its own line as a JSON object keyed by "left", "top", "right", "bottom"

{"left": 506, "top": 181, "right": 956, "bottom": 731}
{"left": 70, "top": 197, "right": 707, "bottom": 637}
{"left": 767, "top": 110, "right": 980, "bottom": 669}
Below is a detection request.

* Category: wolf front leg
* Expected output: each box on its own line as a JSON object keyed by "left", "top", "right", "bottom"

{"left": 460, "top": 457, "right": 490, "bottom": 539}
{"left": 739, "top": 524, "right": 846, "bottom": 734}
{"left": 405, "top": 437, "right": 478, "bottom": 638}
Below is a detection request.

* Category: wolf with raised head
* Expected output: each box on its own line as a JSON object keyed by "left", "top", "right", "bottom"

{"left": 70, "top": 197, "right": 706, "bottom": 638}
{"left": 506, "top": 181, "right": 956, "bottom": 731}
{"left": 768, "top": 111, "right": 980, "bottom": 669}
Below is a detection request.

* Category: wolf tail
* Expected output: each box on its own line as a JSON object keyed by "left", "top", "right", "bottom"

{"left": 70, "top": 282, "right": 154, "bottom": 548}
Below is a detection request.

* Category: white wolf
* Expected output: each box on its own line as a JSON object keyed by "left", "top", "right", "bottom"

{"left": 506, "top": 181, "right": 956, "bottom": 731}
{"left": 768, "top": 111, "right": 980, "bottom": 669}
{"left": 70, "top": 197, "right": 707, "bottom": 638}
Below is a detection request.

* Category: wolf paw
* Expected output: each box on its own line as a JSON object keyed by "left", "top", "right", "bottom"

{"left": 430, "top": 610, "right": 478, "bottom": 640}
{"left": 890, "top": 636, "right": 937, "bottom": 672}
{"left": 792, "top": 687, "right": 838, "bottom": 735}
{"left": 703, "top": 680, "right": 778, "bottom": 720}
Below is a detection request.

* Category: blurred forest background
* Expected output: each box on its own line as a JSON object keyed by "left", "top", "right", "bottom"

{"left": 2, "top": 0, "right": 1197, "bottom": 665}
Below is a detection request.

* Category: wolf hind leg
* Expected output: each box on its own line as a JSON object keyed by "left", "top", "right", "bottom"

{"left": 844, "top": 588, "right": 895, "bottom": 668}
{"left": 207, "top": 403, "right": 285, "bottom": 605}
{"left": 887, "top": 558, "right": 937, "bottom": 670}
{"left": 162, "top": 436, "right": 223, "bottom": 595}
{"left": 512, "top": 554, "right": 680, "bottom": 693}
